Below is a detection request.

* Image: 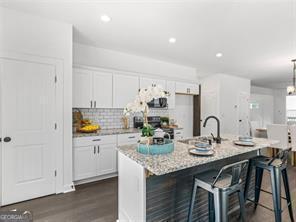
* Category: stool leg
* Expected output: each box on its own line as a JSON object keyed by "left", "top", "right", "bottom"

{"left": 254, "top": 167, "right": 264, "bottom": 210}
{"left": 213, "top": 190, "right": 222, "bottom": 222}
{"left": 244, "top": 160, "right": 253, "bottom": 201}
{"left": 271, "top": 167, "right": 282, "bottom": 222}
{"left": 238, "top": 188, "right": 246, "bottom": 222}
{"left": 220, "top": 191, "right": 229, "bottom": 222}
{"left": 208, "top": 192, "right": 215, "bottom": 222}
{"left": 188, "top": 180, "right": 198, "bottom": 222}
{"left": 282, "top": 168, "right": 294, "bottom": 222}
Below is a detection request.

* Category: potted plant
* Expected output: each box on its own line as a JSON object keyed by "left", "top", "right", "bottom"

{"left": 123, "top": 85, "right": 168, "bottom": 144}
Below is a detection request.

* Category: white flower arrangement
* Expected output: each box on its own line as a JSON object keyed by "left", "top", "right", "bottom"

{"left": 123, "top": 85, "right": 169, "bottom": 118}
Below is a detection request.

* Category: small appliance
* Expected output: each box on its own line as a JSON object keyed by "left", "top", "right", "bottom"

{"left": 147, "top": 98, "right": 167, "bottom": 108}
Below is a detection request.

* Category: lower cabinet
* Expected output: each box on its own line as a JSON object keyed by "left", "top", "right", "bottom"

{"left": 73, "top": 135, "right": 117, "bottom": 181}
{"left": 73, "top": 133, "right": 140, "bottom": 182}
{"left": 97, "top": 144, "right": 117, "bottom": 175}
{"left": 74, "top": 145, "right": 97, "bottom": 180}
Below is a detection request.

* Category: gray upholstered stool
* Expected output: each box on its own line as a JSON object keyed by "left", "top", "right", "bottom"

{"left": 188, "top": 160, "right": 248, "bottom": 222}
{"left": 244, "top": 148, "right": 294, "bottom": 222}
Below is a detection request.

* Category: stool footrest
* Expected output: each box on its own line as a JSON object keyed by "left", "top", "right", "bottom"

{"left": 247, "top": 198, "right": 283, "bottom": 213}
{"left": 260, "top": 188, "right": 287, "bottom": 200}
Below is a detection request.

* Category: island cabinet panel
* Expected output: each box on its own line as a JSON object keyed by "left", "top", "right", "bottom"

{"left": 145, "top": 153, "right": 256, "bottom": 222}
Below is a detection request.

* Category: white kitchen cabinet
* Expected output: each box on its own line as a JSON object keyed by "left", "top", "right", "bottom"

{"left": 73, "top": 68, "right": 93, "bottom": 108}
{"left": 113, "top": 74, "right": 139, "bottom": 108}
{"left": 97, "top": 144, "right": 117, "bottom": 175}
{"left": 74, "top": 145, "right": 97, "bottom": 181}
{"left": 117, "top": 133, "right": 141, "bottom": 145}
{"left": 140, "top": 77, "right": 166, "bottom": 89}
{"left": 175, "top": 82, "right": 199, "bottom": 95}
{"left": 93, "top": 71, "right": 113, "bottom": 108}
{"left": 73, "top": 135, "right": 117, "bottom": 181}
{"left": 201, "top": 74, "right": 251, "bottom": 136}
{"left": 166, "top": 81, "right": 176, "bottom": 109}
{"left": 73, "top": 68, "right": 113, "bottom": 108}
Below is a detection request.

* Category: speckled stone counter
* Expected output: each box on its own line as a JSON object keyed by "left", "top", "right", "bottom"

{"left": 73, "top": 128, "right": 141, "bottom": 137}
{"left": 117, "top": 135, "right": 278, "bottom": 176}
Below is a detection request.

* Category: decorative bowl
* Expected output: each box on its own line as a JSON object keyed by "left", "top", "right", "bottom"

{"left": 137, "top": 139, "right": 174, "bottom": 155}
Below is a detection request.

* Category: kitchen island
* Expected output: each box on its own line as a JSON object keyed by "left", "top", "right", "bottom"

{"left": 117, "top": 135, "right": 277, "bottom": 222}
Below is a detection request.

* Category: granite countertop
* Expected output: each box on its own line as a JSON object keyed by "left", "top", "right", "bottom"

{"left": 73, "top": 128, "right": 141, "bottom": 138}
{"left": 117, "top": 135, "right": 278, "bottom": 176}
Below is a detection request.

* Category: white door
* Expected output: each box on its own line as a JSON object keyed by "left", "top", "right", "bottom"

{"left": 73, "top": 68, "right": 92, "bottom": 108}
{"left": 166, "top": 81, "right": 176, "bottom": 109}
{"left": 238, "top": 92, "right": 250, "bottom": 136}
{"left": 93, "top": 71, "right": 113, "bottom": 108}
{"left": 1, "top": 59, "right": 56, "bottom": 205}
{"left": 113, "top": 74, "right": 139, "bottom": 108}
{"left": 73, "top": 146, "right": 97, "bottom": 181}
{"left": 97, "top": 144, "right": 117, "bottom": 175}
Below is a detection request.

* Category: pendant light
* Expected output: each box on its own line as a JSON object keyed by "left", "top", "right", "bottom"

{"left": 287, "top": 59, "right": 296, "bottom": 95}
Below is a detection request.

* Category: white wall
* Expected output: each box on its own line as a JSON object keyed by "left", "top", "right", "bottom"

{"left": 0, "top": 7, "right": 73, "bottom": 192}
{"left": 273, "top": 89, "right": 286, "bottom": 124}
{"left": 171, "top": 95, "right": 194, "bottom": 138}
{"left": 73, "top": 43, "right": 198, "bottom": 81}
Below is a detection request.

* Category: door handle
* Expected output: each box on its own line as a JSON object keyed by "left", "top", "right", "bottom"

{"left": 97, "top": 146, "right": 100, "bottom": 154}
{"left": 3, "top": 137, "right": 11, "bottom": 142}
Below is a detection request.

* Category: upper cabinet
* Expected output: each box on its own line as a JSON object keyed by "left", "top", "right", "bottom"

{"left": 73, "top": 68, "right": 113, "bottom": 108}
{"left": 73, "top": 68, "right": 93, "bottom": 108}
{"left": 175, "top": 82, "right": 199, "bottom": 95}
{"left": 140, "top": 77, "right": 166, "bottom": 89}
{"left": 93, "top": 71, "right": 113, "bottom": 108}
{"left": 113, "top": 74, "right": 139, "bottom": 108}
{"left": 166, "top": 81, "right": 176, "bottom": 109}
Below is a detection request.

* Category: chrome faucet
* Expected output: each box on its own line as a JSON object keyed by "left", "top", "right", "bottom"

{"left": 203, "top": 116, "right": 221, "bottom": 144}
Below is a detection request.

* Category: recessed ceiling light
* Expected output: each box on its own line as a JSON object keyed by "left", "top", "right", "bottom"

{"left": 169, "top": 38, "right": 176, "bottom": 44}
{"left": 101, "top": 14, "right": 111, "bottom": 23}
{"left": 216, "top": 53, "right": 223, "bottom": 58}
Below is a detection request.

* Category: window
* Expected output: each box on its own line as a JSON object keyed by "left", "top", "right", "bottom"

{"left": 286, "top": 95, "right": 296, "bottom": 123}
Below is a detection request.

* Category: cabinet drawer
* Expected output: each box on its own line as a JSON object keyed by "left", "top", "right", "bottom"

{"left": 117, "top": 133, "right": 141, "bottom": 145}
{"left": 74, "top": 135, "right": 117, "bottom": 147}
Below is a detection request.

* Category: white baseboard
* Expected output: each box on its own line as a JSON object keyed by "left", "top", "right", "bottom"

{"left": 63, "top": 182, "right": 75, "bottom": 193}
{"left": 74, "top": 173, "right": 118, "bottom": 186}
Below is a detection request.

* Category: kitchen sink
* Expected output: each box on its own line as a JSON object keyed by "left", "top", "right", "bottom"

{"left": 178, "top": 136, "right": 228, "bottom": 145}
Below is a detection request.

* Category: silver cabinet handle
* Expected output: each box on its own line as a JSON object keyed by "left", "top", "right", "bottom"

{"left": 128, "top": 136, "right": 136, "bottom": 139}
{"left": 94, "top": 101, "right": 96, "bottom": 108}
{"left": 93, "top": 139, "right": 101, "bottom": 142}
{"left": 97, "top": 146, "right": 100, "bottom": 154}
{"left": 176, "top": 132, "right": 181, "bottom": 135}
{"left": 94, "top": 146, "right": 96, "bottom": 154}
{"left": 90, "top": 101, "right": 93, "bottom": 108}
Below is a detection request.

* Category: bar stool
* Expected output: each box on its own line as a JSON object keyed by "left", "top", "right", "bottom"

{"left": 188, "top": 160, "right": 248, "bottom": 222}
{"left": 244, "top": 149, "right": 294, "bottom": 222}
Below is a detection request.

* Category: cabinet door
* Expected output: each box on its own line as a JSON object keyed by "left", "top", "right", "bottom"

{"left": 74, "top": 146, "right": 97, "bottom": 181}
{"left": 113, "top": 74, "right": 139, "bottom": 108}
{"left": 140, "top": 77, "right": 165, "bottom": 89}
{"left": 188, "top": 83, "right": 199, "bottom": 95}
{"left": 175, "top": 82, "right": 189, "bottom": 94}
{"left": 73, "top": 68, "right": 93, "bottom": 108}
{"left": 93, "top": 71, "right": 113, "bottom": 108}
{"left": 97, "top": 144, "right": 117, "bottom": 175}
{"left": 166, "top": 81, "right": 175, "bottom": 109}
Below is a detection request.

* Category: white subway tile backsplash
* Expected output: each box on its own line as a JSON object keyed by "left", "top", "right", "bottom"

{"left": 73, "top": 108, "right": 170, "bottom": 129}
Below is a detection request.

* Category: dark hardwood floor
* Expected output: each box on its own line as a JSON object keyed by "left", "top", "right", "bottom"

{"left": 1, "top": 167, "right": 295, "bottom": 222}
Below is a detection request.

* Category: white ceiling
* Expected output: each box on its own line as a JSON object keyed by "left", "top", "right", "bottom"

{"left": 1, "top": 0, "right": 296, "bottom": 88}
